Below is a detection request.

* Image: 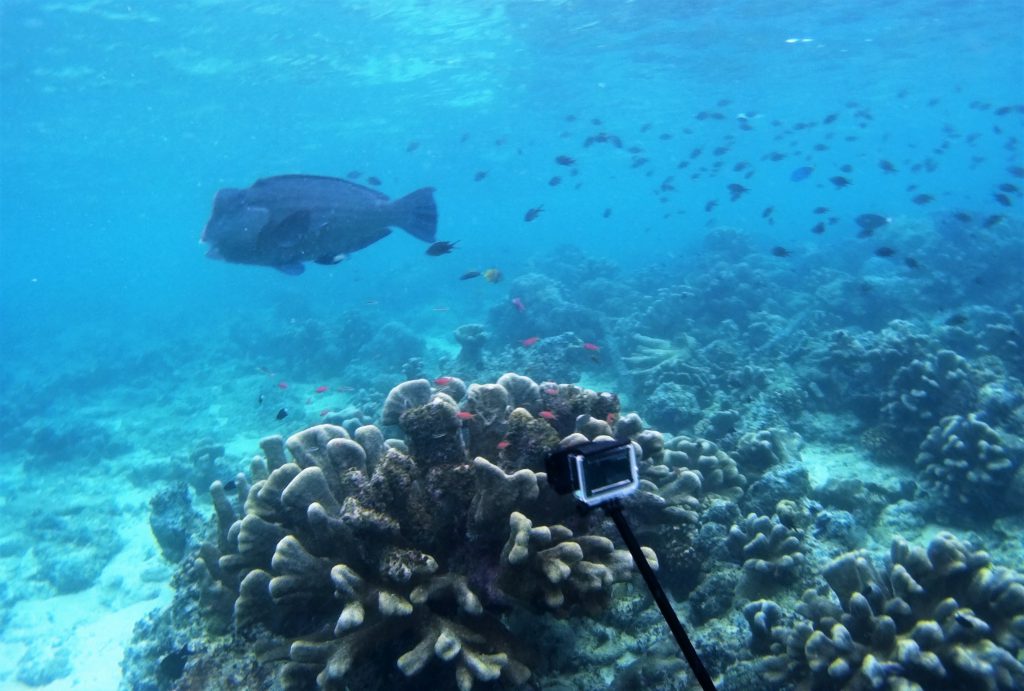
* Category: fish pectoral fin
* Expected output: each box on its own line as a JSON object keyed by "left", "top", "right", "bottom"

{"left": 314, "top": 253, "right": 348, "bottom": 265}
{"left": 275, "top": 262, "right": 305, "bottom": 276}
{"left": 264, "top": 210, "right": 312, "bottom": 248}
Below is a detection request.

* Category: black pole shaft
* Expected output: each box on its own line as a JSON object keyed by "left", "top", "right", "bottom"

{"left": 604, "top": 501, "right": 718, "bottom": 691}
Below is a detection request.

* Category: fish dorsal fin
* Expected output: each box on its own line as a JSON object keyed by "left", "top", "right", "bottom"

{"left": 263, "top": 210, "right": 311, "bottom": 248}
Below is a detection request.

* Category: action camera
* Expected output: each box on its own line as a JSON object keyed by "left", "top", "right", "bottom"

{"left": 545, "top": 439, "right": 639, "bottom": 507}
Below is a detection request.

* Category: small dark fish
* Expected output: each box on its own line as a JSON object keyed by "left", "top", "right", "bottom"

{"left": 473, "top": 171, "right": 488, "bottom": 181}
{"left": 823, "top": 113, "right": 839, "bottom": 124}
{"left": 366, "top": 176, "right": 382, "bottom": 186}
{"left": 705, "top": 199, "right": 718, "bottom": 212}
{"left": 690, "top": 147, "right": 703, "bottom": 158}
{"left": 1008, "top": 165, "right": 1024, "bottom": 178}
{"left": 257, "top": 393, "right": 264, "bottom": 407}
{"left": 426, "top": 240, "right": 458, "bottom": 256}
{"left": 276, "top": 408, "right": 288, "bottom": 420}
{"left": 904, "top": 257, "right": 920, "bottom": 269}
{"left": 874, "top": 246, "right": 896, "bottom": 257}
{"left": 856, "top": 213, "right": 890, "bottom": 232}
{"left": 727, "top": 183, "right": 749, "bottom": 200}
{"left": 771, "top": 246, "right": 791, "bottom": 257}
{"left": 952, "top": 212, "right": 972, "bottom": 223}
{"left": 811, "top": 221, "right": 826, "bottom": 234}
{"left": 878, "top": 159, "right": 897, "bottom": 173}
{"left": 945, "top": 314, "right": 969, "bottom": 326}
{"left": 912, "top": 193, "right": 934, "bottom": 204}
{"left": 524, "top": 206, "right": 543, "bottom": 222}
{"left": 459, "top": 270, "right": 481, "bottom": 280}
{"left": 406, "top": 141, "right": 420, "bottom": 152}
{"left": 555, "top": 155, "right": 575, "bottom": 166}
{"left": 830, "top": 176, "right": 852, "bottom": 188}
{"left": 602, "top": 208, "right": 612, "bottom": 218}
{"left": 346, "top": 170, "right": 362, "bottom": 179}
{"left": 548, "top": 176, "right": 561, "bottom": 187}
{"left": 840, "top": 164, "right": 854, "bottom": 173}
{"left": 765, "top": 151, "right": 786, "bottom": 161}
{"left": 982, "top": 214, "right": 1005, "bottom": 227}
{"left": 998, "top": 183, "right": 1018, "bottom": 193}
{"left": 223, "top": 478, "right": 237, "bottom": 491}
{"left": 201, "top": 175, "right": 437, "bottom": 275}
{"left": 813, "top": 206, "right": 829, "bottom": 214}
{"left": 790, "top": 166, "right": 814, "bottom": 182}
{"left": 994, "top": 192, "right": 1012, "bottom": 207}
{"left": 762, "top": 206, "right": 774, "bottom": 218}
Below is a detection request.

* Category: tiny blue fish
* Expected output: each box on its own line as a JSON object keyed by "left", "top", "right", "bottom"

{"left": 790, "top": 166, "right": 814, "bottom": 182}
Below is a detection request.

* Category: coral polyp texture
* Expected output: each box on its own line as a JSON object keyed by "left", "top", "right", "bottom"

{"left": 743, "top": 532, "right": 1024, "bottom": 690}
{"left": 197, "top": 374, "right": 656, "bottom": 690}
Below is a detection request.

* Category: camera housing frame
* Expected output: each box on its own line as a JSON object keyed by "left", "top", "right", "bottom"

{"left": 545, "top": 439, "right": 639, "bottom": 507}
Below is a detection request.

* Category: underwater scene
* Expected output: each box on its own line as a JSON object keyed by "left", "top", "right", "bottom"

{"left": 1, "top": 1, "right": 1023, "bottom": 689}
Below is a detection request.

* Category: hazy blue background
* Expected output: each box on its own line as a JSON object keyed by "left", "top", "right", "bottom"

{"left": 2, "top": 0, "right": 1021, "bottom": 367}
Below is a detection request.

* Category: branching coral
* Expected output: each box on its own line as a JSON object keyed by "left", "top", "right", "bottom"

{"left": 916, "top": 413, "right": 1023, "bottom": 513}
{"left": 199, "top": 374, "right": 652, "bottom": 690}
{"left": 726, "top": 512, "right": 805, "bottom": 583}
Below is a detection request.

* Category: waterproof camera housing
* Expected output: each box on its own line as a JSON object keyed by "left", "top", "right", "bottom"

{"left": 545, "top": 439, "right": 639, "bottom": 507}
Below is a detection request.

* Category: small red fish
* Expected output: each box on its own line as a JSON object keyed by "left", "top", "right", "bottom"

{"left": 544, "top": 387, "right": 559, "bottom": 395}
{"left": 277, "top": 381, "right": 289, "bottom": 389}
{"left": 582, "top": 343, "right": 601, "bottom": 352}
{"left": 539, "top": 410, "right": 557, "bottom": 421}
{"left": 511, "top": 297, "right": 526, "bottom": 313}
{"left": 315, "top": 385, "right": 329, "bottom": 394}
{"left": 497, "top": 440, "right": 510, "bottom": 450}
{"left": 320, "top": 408, "right": 330, "bottom": 417}
{"left": 606, "top": 412, "right": 618, "bottom": 425}
{"left": 521, "top": 336, "right": 540, "bottom": 347}
{"left": 457, "top": 411, "right": 474, "bottom": 420}
{"left": 435, "top": 376, "right": 454, "bottom": 386}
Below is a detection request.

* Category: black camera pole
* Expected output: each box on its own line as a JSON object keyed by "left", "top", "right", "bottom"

{"left": 603, "top": 500, "right": 718, "bottom": 691}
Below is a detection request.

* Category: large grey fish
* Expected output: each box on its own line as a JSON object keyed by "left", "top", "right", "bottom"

{"left": 201, "top": 175, "right": 437, "bottom": 275}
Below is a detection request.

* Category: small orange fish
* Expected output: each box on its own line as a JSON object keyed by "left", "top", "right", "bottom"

{"left": 435, "top": 376, "right": 454, "bottom": 386}
{"left": 483, "top": 268, "right": 503, "bottom": 284}
{"left": 521, "top": 336, "right": 540, "bottom": 347}
{"left": 497, "top": 440, "right": 510, "bottom": 450}
{"left": 457, "top": 411, "right": 474, "bottom": 420}
{"left": 278, "top": 381, "right": 289, "bottom": 389}
{"left": 315, "top": 385, "right": 329, "bottom": 394}
{"left": 539, "top": 410, "right": 556, "bottom": 421}
{"left": 582, "top": 342, "right": 600, "bottom": 352}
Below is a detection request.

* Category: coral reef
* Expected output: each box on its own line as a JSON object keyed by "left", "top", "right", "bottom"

{"left": 192, "top": 374, "right": 652, "bottom": 690}
{"left": 743, "top": 532, "right": 1024, "bottom": 690}
{"left": 725, "top": 512, "right": 805, "bottom": 583}
{"left": 881, "top": 349, "right": 981, "bottom": 453}
{"left": 916, "top": 413, "right": 1023, "bottom": 514}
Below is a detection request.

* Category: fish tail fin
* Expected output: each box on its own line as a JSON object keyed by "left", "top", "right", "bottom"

{"left": 390, "top": 187, "right": 437, "bottom": 242}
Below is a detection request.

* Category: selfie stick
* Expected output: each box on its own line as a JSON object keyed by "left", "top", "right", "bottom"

{"left": 603, "top": 499, "right": 718, "bottom": 691}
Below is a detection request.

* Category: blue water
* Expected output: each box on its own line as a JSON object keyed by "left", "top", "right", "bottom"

{"left": 1, "top": 1, "right": 1022, "bottom": 689}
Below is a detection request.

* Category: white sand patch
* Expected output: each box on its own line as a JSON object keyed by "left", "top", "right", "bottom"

{"left": 801, "top": 444, "right": 913, "bottom": 492}
{"left": 0, "top": 484, "right": 172, "bottom": 691}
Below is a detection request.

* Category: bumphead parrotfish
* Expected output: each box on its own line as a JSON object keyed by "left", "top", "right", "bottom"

{"left": 201, "top": 175, "right": 437, "bottom": 275}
